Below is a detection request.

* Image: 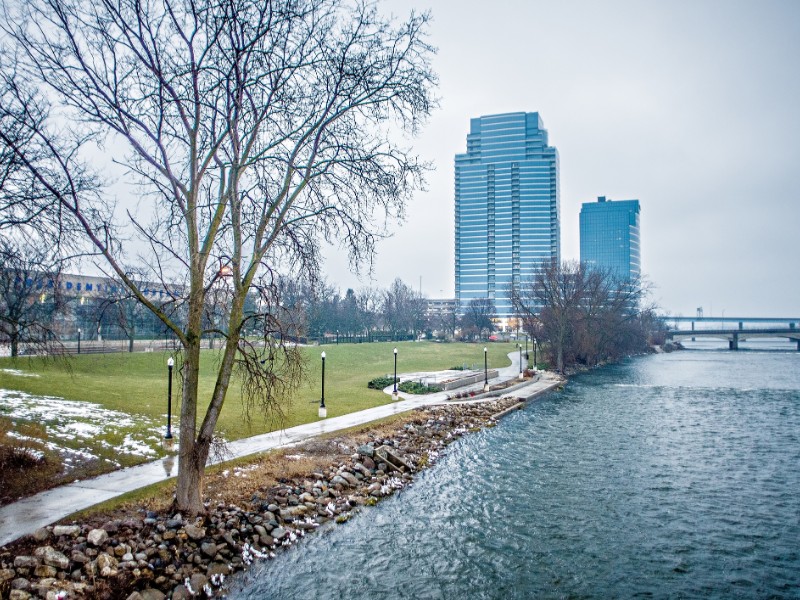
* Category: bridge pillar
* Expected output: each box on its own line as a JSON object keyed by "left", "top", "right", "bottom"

{"left": 729, "top": 333, "right": 739, "bottom": 351}
{"left": 739, "top": 321, "right": 743, "bottom": 330}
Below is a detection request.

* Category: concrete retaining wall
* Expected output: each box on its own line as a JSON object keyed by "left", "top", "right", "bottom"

{"left": 440, "top": 370, "right": 499, "bottom": 390}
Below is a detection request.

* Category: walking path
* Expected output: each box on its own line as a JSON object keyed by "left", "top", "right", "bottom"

{"left": 0, "top": 352, "right": 562, "bottom": 548}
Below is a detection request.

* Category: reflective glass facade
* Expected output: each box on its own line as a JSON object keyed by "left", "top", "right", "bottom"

{"left": 454, "top": 112, "right": 560, "bottom": 317}
{"left": 579, "top": 196, "right": 641, "bottom": 281}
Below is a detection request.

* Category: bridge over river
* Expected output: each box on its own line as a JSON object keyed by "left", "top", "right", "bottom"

{"left": 664, "top": 316, "right": 800, "bottom": 350}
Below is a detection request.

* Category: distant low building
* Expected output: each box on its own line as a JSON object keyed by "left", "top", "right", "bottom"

{"left": 5, "top": 270, "right": 181, "bottom": 342}
{"left": 425, "top": 298, "right": 458, "bottom": 318}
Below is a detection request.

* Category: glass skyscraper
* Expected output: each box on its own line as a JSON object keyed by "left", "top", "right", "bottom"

{"left": 579, "top": 196, "right": 641, "bottom": 281}
{"left": 454, "top": 112, "right": 560, "bottom": 320}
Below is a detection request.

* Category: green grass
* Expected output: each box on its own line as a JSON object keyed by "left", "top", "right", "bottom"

{"left": 0, "top": 341, "right": 517, "bottom": 441}
{"left": 0, "top": 341, "right": 516, "bottom": 500}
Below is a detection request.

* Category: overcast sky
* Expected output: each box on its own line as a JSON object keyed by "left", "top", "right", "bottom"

{"left": 322, "top": 0, "right": 800, "bottom": 318}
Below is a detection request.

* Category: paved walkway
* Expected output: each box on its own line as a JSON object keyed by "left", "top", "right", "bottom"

{"left": 0, "top": 352, "right": 562, "bottom": 548}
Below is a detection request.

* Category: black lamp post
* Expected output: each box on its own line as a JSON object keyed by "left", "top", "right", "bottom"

{"left": 165, "top": 357, "right": 174, "bottom": 440}
{"left": 319, "top": 351, "right": 327, "bottom": 418}
{"left": 518, "top": 343, "right": 524, "bottom": 378}
{"left": 393, "top": 347, "right": 398, "bottom": 399}
{"left": 77, "top": 328, "right": 81, "bottom": 354}
{"left": 525, "top": 333, "right": 529, "bottom": 360}
{"left": 533, "top": 337, "right": 538, "bottom": 369}
{"left": 483, "top": 346, "right": 489, "bottom": 390}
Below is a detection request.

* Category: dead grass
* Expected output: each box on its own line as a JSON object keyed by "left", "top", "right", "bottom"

{"left": 0, "top": 417, "right": 63, "bottom": 504}
{"left": 62, "top": 412, "right": 420, "bottom": 525}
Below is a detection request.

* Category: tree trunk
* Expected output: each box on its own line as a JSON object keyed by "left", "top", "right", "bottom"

{"left": 128, "top": 335, "right": 134, "bottom": 352}
{"left": 10, "top": 335, "right": 18, "bottom": 358}
{"left": 176, "top": 445, "right": 207, "bottom": 514}
{"left": 175, "top": 332, "right": 205, "bottom": 514}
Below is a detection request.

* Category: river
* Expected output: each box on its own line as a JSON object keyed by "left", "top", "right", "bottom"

{"left": 230, "top": 347, "right": 800, "bottom": 599}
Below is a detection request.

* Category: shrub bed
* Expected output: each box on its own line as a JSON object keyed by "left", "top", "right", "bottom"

{"left": 367, "top": 376, "right": 399, "bottom": 390}
{"left": 397, "top": 381, "right": 442, "bottom": 395}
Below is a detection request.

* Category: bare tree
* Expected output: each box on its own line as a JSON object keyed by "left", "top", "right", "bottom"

{"left": 0, "top": 237, "right": 67, "bottom": 357}
{"left": 511, "top": 259, "right": 652, "bottom": 373}
{"left": 356, "top": 286, "right": 383, "bottom": 336}
{"left": 1, "top": 0, "right": 436, "bottom": 513}
{"left": 577, "top": 268, "right": 647, "bottom": 365}
{"left": 427, "top": 302, "right": 458, "bottom": 340}
{"left": 382, "top": 278, "right": 425, "bottom": 338}
{"left": 511, "top": 260, "right": 587, "bottom": 374}
{"left": 460, "top": 297, "right": 496, "bottom": 341}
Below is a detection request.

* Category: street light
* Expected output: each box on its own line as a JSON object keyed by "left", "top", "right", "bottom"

{"left": 165, "top": 357, "right": 174, "bottom": 441}
{"left": 393, "top": 347, "right": 398, "bottom": 400}
{"left": 518, "top": 343, "right": 524, "bottom": 379}
{"left": 319, "top": 351, "right": 327, "bottom": 418}
{"left": 77, "top": 328, "right": 81, "bottom": 354}
{"left": 483, "top": 347, "right": 489, "bottom": 391}
{"left": 533, "top": 338, "right": 538, "bottom": 370}
{"left": 525, "top": 333, "right": 529, "bottom": 360}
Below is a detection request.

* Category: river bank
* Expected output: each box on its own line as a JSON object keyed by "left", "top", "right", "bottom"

{"left": 0, "top": 396, "right": 530, "bottom": 600}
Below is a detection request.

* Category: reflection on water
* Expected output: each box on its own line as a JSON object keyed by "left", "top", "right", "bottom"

{"left": 230, "top": 350, "right": 800, "bottom": 599}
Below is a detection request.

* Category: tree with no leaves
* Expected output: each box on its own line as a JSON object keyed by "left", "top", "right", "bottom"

{"left": 0, "top": 0, "right": 436, "bottom": 513}
{"left": 510, "top": 259, "right": 649, "bottom": 373}
{"left": 382, "top": 277, "right": 426, "bottom": 338}
{"left": 0, "top": 237, "right": 67, "bottom": 357}
{"left": 461, "top": 297, "right": 496, "bottom": 341}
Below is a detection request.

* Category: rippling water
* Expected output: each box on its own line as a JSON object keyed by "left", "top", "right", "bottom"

{"left": 231, "top": 350, "right": 800, "bottom": 599}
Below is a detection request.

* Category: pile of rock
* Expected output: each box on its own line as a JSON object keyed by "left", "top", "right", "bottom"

{"left": 0, "top": 398, "right": 520, "bottom": 599}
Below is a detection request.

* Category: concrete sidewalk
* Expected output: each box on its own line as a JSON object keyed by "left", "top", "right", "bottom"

{"left": 0, "top": 352, "right": 561, "bottom": 548}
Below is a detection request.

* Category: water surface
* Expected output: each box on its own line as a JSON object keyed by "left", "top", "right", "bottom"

{"left": 231, "top": 350, "right": 800, "bottom": 599}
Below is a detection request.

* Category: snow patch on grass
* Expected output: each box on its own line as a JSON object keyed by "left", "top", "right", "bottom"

{"left": 0, "top": 388, "right": 166, "bottom": 471}
{"left": 62, "top": 421, "right": 103, "bottom": 439}
{"left": 1, "top": 368, "right": 40, "bottom": 378}
{"left": 120, "top": 433, "right": 158, "bottom": 457}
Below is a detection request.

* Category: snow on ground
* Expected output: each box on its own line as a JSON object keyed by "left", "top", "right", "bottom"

{"left": 0, "top": 388, "right": 167, "bottom": 473}
{"left": 1, "top": 368, "right": 41, "bottom": 378}
{"left": 119, "top": 433, "right": 158, "bottom": 458}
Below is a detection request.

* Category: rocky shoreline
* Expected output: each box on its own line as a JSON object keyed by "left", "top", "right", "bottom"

{"left": 0, "top": 397, "right": 523, "bottom": 600}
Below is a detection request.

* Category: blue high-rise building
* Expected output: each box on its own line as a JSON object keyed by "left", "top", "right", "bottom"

{"left": 579, "top": 196, "right": 641, "bottom": 281}
{"left": 454, "top": 112, "right": 560, "bottom": 321}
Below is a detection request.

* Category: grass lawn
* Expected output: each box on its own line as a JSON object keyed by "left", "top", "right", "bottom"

{"left": 0, "top": 341, "right": 517, "bottom": 440}
{"left": 0, "top": 341, "right": 518, "bottom": 504}
{"left": 0, "top": 341, "right": 517, "bottom": 502}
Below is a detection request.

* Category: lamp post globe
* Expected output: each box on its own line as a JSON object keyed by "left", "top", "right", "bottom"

{"left": 319, "top": 351, "right": 327, "bottom": 418}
